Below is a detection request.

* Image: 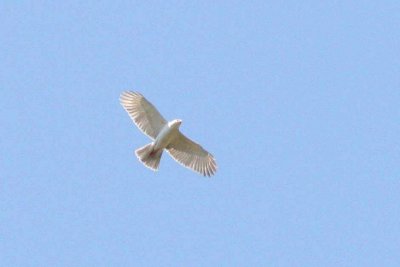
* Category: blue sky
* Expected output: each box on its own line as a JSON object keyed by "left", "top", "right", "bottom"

{"left": 1, "top": 1, "right": 399, "bottom": 266}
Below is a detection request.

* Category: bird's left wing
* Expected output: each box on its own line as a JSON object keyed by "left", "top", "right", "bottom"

{"left": 120, "top": 91, "right": 167, "bottom": 139}
{"left": 167, "top": 132, "right": 217, "bottom": 177}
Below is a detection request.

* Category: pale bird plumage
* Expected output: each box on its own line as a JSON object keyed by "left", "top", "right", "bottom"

{"left": 120, "top": 91, "right": 217, "bottom": 177}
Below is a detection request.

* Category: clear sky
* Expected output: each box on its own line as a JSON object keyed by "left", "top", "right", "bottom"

{"left": 1, "top": 1, "right": 399, "bottom": 266}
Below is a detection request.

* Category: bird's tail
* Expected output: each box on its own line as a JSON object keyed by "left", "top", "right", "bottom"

{"left": 135, "top": 143, "right": 163, "bottom": 171}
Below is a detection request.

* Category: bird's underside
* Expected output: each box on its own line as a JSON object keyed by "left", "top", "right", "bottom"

{"left": 120, "top": 91, "right": 217, "bottom": 177}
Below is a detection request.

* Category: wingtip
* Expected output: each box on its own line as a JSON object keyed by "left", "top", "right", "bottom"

{"left": 120, "top": 91, "right": 143, "bottom": 101}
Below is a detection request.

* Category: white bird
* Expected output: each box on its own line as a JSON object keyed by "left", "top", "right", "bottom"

{"left": 120, "top": 91, "right": 217, "bottom": 177}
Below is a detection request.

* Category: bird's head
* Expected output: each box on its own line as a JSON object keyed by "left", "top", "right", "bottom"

{"left": 169, "top": 119, "right": 182, "bottom": 129}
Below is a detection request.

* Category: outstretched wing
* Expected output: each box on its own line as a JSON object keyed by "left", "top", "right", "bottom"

{"left": 167, "top": 132, "right": 217, "bottom": 177}
{"left": 120, "top": 91, "right": 167, "bottom": 139}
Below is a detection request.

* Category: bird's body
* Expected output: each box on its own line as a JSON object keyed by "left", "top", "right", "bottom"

{"left": 120, "top": 91, "right": 217, "bottom": 176}
{"left": 153, "top": 120, "right": 181, "bottom": 151}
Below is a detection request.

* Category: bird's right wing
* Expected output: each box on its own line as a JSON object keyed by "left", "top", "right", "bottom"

{"left": 167, "top": 132, "right": 217, "bottom": 177}
{"left": 120, "top": 91, "right": 167, "bottom": 139}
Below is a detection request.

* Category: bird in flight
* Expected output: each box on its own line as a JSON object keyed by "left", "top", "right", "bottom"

{"left": 120, "top": 91, "right": 217, "bottom": 177}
